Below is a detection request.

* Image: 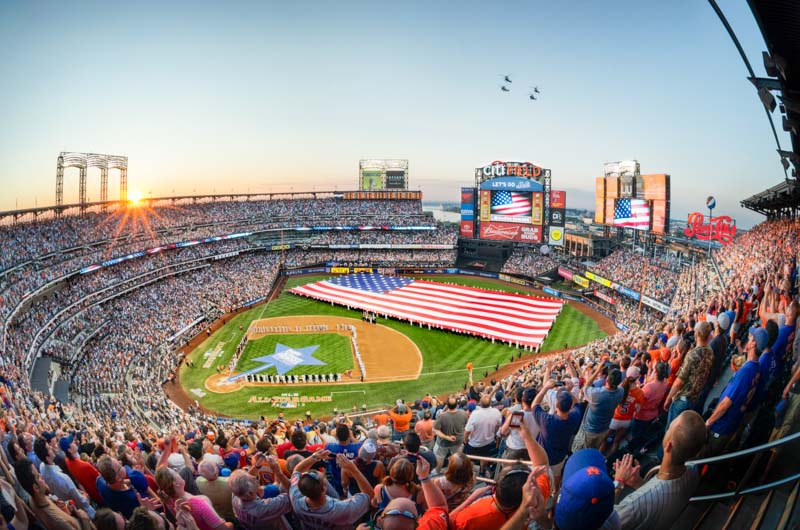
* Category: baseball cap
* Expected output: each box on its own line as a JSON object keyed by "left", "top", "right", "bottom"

{"left": 555, "top": 449, "right": 615, "bottom": 530}
{"left": 467, "top": 402, "right": 477, "bottom": 413}
{"left": 360, "top": 439, "right": 377, "bottom": 457}
{"left": 42, "top": 432, "right": 56, "bottom": 442}
{"left": 262, "top": 484, "right": 280, "bottom": 498}
{"left": 58, "top": 435, "right": 74, "bottom": 453}
{"left": 716, "top": 313, "right": 731, "bottom": 331}
{"left": 556, "top": 391, "right": 573, "bottom": 413}
{"left": 377, "top": 426, "right": 392, "bottom": 440}
{"left": 184, "top": 431, "right": 196, "bottom": 441}
{"left": 522, "top": 387, "right": 537, "bottom": 404}
{"left": 167, "top": 453, "right": 185, "bottom": 471}
{"left": 223, "top": 452, "right": 240, "bottom": 470}
{"left": 657, "top": 333, "right": 668, "bottom": 344}
{"left": 220, "top": 468, "right": 232, "bottom": 478}
{"left": 625, "top": 366, "right": 641, "bottom": 380}
{"left": 749, "top": 326, "right": 769, "bottom": 351}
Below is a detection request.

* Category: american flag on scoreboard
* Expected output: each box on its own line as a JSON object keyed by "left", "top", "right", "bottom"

{"left": 491, "top": 191, "right": 532, "bottom": 217}
{"left": 289, "top": 273, "right": 563, "bottom": 347}
{"left": 614, "top": 198, "right": 650, "bottom": 229}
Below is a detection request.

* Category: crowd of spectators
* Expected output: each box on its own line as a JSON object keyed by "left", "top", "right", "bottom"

{"left": 592, "top": 250, "right": 680, "bottom": 304}
{"left": 1, "top": 202, "right": 800, "bottom": 528}
{"left": 500, "top": 249, "right": 557, "bottom": 277}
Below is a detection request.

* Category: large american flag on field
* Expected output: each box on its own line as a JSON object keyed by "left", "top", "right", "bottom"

{"left": 614, "top": 198, "right": 650, "bottom": 229}
{"left": 289, "top": 273, "right": 563, "bottom": 347}
{"left": 491, "top": 191, "right": 532, "bottom": 217}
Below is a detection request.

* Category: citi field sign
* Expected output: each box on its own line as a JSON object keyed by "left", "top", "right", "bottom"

{"left": 476, "top": 161, "right": 550, "bottom": 180}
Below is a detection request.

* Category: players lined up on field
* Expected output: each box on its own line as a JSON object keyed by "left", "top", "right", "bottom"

{"left": 249, "top": 324, "right": 331, "bottom": 333}
{"left": 241, "top": 372, "right": 344, "bottom": 384}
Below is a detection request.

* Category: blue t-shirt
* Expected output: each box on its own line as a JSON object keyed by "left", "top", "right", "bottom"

{"left": 583, "top": 386, "right": 624, "bottom": 433}
{"left": 96, "top": 477, "right": 140, "bottom": 519}
{"left": 532, "top": 405, "right": 581, "bottom": 465}
{"left": 712, "top": 360, "right": 760, "bottom": 435}
{"left": 748, "top": 348, "right": 778, "bottom": 411}
{"left": 771, "top": 324, "right": 794, "bottom": 371}
{"left": 324, "top": 442, "right": 362, "bottom": 492}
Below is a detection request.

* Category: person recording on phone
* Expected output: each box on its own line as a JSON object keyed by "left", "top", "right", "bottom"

{"left": 499, "top": 387, "right": 537, "bottom": 461}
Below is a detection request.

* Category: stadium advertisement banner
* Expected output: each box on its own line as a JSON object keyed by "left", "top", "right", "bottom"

{"left": 532, "top": 192, "right": 543, "bottom": 224}
{"left": 558, "top": 267, "right": 574, "bottom": 281}
{"left": 283, "top": 267, "right": 328, "bottom": 276}
{"left": 479, "top": 222, "right": 542, "bottom": 243}
{"left": 241, "top": 296, "right": 267, "bottom": 308}
{"left": 594, "top": 177, "right": 606, "bottom": 224}
{"left": 330, "top": 267, "right": 350, "bottom": 274}
{"left": 684, "top": 212, "right": 737, "bottom": 245}
{"left": 615, "top": 321, "right": 630, "bottom": 332}
{"left": 479, "top": 190, "right": 491, "bottom": 221}
{"left": 641, "top": 295, "right": 670, "bottom": 313}
{"left": 550, "top": 190, "right": 566, "bottom": 209}
{"left": 479, "top": 175, "right": 545, "bottom": 192}
{"left": 573, "top": 275, "right": 590, "bottom": 289}
{"left": 562, "top": 293, "right": 582, "bottom": 302}
{"left": 461, "top": 188, "right": 475, "bottom": 219}
{"left": 498, "top": 274, "right": 530, "bottom": 286}
{"left": 460, "top": 220, "right": 475, "bottom": 238}
{"left": 549, "top": 208, "right": 566, "bottom": 226}
{"left": 585, "top": 271, "right": 613, "bottom": 288}
{"left": 548, "top": 226, "right": 564, "bottom": 247}
{"left": 594, "top": 290, "right": 615, "bottom": 305}
{"left": 617, "top": 285, "right": 640, "bottom": 301}
{"left": 543, "top": 287, "right": 561, "bottom": 297}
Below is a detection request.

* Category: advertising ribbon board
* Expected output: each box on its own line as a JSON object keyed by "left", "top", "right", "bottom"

{"left": 558, "top": 267, "right": 574, "bottom": 281}
{"left": 594, "top": 290, "right": 616, "bottom": 305}
{"left": 585, "top": 271, "right": 612, "bottom": 288}
{"left": 573, "top": 275, "right": 590, "bottom": 289}
{"left": 543, "top": 287, "right": 561, "bottom": 297}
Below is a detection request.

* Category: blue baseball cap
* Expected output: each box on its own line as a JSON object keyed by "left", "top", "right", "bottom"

{"left": 262, "top": 484, "right": 280, "bottom": 498}
{"left": 220, "top": 468, "right": 231, "bottom": 477}
{"left": 223, "top": 452, "right": 240, "bottom": 470}
{"left": 749, "top": 326, "right": 768, "bottom": 351}
{"left": 555, "top": 449, "right": 615, "bottom": 530}
{"left": 58, "top": 435, "right": 74, "bottom": 453}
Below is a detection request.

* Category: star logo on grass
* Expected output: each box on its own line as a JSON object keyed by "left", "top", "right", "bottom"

{"left": 227, "top": 343, "right": 325, "bottom": 382}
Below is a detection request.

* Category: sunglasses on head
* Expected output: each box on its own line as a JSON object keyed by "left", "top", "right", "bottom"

{"left": 301, "top": 471, "right": 321, "bottom": 482}
{"left": 376, "top": 509, "right": 417, "bottom": 528}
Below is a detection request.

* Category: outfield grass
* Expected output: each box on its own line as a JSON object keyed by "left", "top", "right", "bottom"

{"left": 236, "top": 333, "right": 353, "bottom": 375}
{"left": 179, "top": 274, "right": 607, "bottom": 419}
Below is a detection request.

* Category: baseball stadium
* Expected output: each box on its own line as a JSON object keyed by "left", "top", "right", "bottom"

{"left": 3, "top": 2, "right": 800, "bottom": 530}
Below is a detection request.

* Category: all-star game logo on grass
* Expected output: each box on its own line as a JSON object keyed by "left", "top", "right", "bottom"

{"left": 228, "top": 343, "right": 325, "bottom": 382}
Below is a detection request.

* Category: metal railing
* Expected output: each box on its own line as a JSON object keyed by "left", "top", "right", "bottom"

{"left": 686, "top": 430, "right": 800, "bottom": 502}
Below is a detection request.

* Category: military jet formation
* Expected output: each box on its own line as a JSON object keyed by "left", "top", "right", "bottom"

{"left": 499, "top": 74, "right": 541, "bottom": 101}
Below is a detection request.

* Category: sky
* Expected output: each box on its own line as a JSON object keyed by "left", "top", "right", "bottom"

{"left": 0, "top": 0, "right": 789, "bottom": 228}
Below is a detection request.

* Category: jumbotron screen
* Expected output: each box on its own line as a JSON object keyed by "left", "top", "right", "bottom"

{"left": 595, "top": 171, "right": 670, "bottom": 233}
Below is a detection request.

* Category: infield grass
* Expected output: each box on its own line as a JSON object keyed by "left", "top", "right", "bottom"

{"left": 236, "top": 333, "right": 353, "bottom": 375}
{"left": 179, "top": 274, "right": 607, "bottom": 420}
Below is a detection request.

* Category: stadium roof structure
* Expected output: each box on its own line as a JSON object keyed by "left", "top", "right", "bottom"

{"left": 740, "top": 179, "right": 800, "bottom": 217}
{"left": 735, "top": 1, "right": 800, "bottom": 217}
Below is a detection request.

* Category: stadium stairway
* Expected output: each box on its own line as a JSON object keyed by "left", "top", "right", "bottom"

{"left": 671, "top": 431, "right": 800, "bottom": 530}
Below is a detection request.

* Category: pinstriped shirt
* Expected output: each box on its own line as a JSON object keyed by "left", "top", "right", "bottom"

{"left": 612, "top": 466, "right": 699, "bottom": 530}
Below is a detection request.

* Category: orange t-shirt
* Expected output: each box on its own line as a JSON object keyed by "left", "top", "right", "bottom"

{"left": 373, "top": 413, "right": 390, "bottom": 426}
{"left": 668, "top": 357, "right": 682, "bottom": 387}
{"left": 390, "top": 409, "right": 413, "bottom": 432}
{"left": 450, "top": 475, "right": 551, "bottom": 530}
{"left": 613, "top": 387, "right": 645, "bottom": 421}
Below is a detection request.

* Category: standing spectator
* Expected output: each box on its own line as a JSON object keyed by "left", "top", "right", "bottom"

{"left": 324, "top": 424, "right": 362, "bottom": 496}
{"left": 463, "top": 394, "right": 502, "bottom": 474}
{"left": 432, "top": 452, "right": 475, "bottom": 512}
{"left": 498, "top": 388, "right": 536, "bottom": 460}
{"left": 155, "top": 466, "right": 232, "bottom": 530}
{"left": 704, "top": 327, "right": 766, "bottom": 455}
{"left": 432, "top": 397, "right": 468, "bottom": 472}
{"left": 530, "top": 380, "right": 581, "bottom": 482}
{"left": 96, "top": 455, "right": 161, "bottom": 519}
{"left": 663, "top": 322, "right": 713, "bottom": 426}
{"left": 389, "top": 401, "right": 413, "bottom": 442}
{"left": 603, "top": 366, "right": 646, "bottom": 456}
{"left": 630, "top": 362, "right": 670, "bottom": 452}
{"left": 290, "top": 450, "right": 374, "bottom": 529}
{"left": 572, "top": 365, "right": 624, "bottom": 452}
{"left": 414, "top": 410, "right": 435, "bottom": 451}
{"left": 13, "top": 458, "right": 92, "bottom": 530}
{"left": 196, "top": 460, "right": 235, "bottom": 522}
{"left": 62, "top": 436, "right": 103, "bottom": 505}
{"left": 612, "top": 410, "right": 708, "bottom": 530}
{"left": 229, "top": 466, "right": 292, "bottom": 530}
{"left": 343, "top": 440, "right": 385, "bottom": 494}
{"left": 34, "top": 437, "right": 95, "bottom": 518}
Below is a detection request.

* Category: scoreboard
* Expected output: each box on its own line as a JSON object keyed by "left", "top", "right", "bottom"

{"left": 359, "top": 160, "right": 409, "bottom": 191}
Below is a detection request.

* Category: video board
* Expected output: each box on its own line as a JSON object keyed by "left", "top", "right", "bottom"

{"left": 359, "top": 159, "right": 409, "bottom": 191}
{"left": 594, "top": 166, "right": 670, "bottom": 233}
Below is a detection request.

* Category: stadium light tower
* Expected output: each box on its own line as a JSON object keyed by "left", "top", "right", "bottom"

{"left": 55, "top": 152, "right": 128, "bottom": 209}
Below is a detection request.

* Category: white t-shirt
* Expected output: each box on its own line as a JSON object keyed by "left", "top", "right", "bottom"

{"left": 465, "top": 407, "right": 502, "bottom": 447}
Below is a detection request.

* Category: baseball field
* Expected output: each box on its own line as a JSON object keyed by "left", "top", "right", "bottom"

{"left": 173, "top": 274, "right": 611, "bottom": 419}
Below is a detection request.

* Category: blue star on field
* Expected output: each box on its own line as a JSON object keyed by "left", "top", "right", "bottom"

{"left": 227, "top": 343, "right": 325, "bottom": 382}
{"left": 328, "top": 273, "right": 413, "bottom": 293}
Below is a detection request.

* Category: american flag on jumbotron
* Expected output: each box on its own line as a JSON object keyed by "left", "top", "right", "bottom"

{"left": 491, "top": 191, "right": 532, "bottom": 217}
{"left": 289, "top": 273, "right": 563, "bottom": 347}
{"left": 614, "top": 198, "right": 650, "bottom": 229}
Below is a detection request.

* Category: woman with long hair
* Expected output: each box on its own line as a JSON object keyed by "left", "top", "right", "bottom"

{"left": 371, "top": 458, "right": 421, "bottom": 513}
{"left": 432, "top": 451, "right": 475, "bottom": 511}
{"left": 155, "top": 466, "right": 232, "bottom": 530}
